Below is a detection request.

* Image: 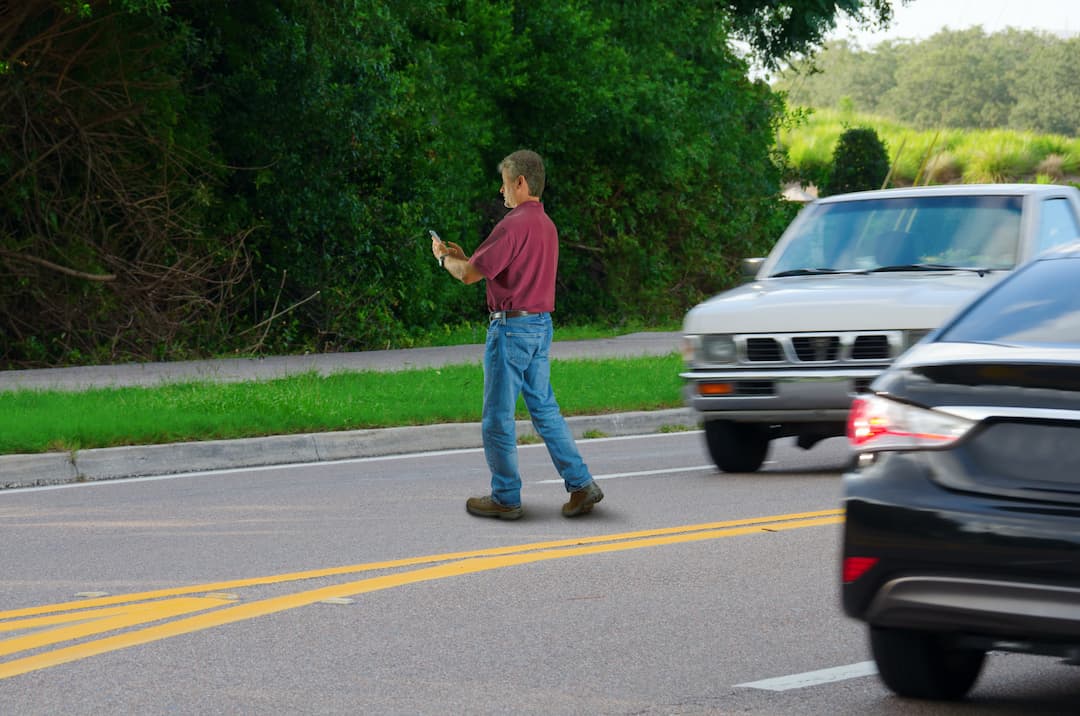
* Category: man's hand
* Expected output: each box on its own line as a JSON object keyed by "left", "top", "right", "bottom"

{"left": 431, "top": 235, "right": 467, "bottom": 265}
{"left": 443, "top": 241, "right": 467, "bottom": 260}
{"left": 430, "top": 233, "right": 482, "bottom": 284}
{"left": 430, "top": 233, "right": 447, "bottom": 263}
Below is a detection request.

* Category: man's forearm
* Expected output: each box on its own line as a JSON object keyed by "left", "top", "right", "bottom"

{"left": 443, "top": 255, "right": 483, "bottom": 285}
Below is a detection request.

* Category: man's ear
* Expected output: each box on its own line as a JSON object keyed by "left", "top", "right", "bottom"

{"left": 516, "top": 175, "right": 531, "bottom": 196}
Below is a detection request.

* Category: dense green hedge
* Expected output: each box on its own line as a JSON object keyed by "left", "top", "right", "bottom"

{"left": 181, "top": 0, "right": 795, "bottom": 351}
{"left": 1, "top": 0, "right": 863, "bottom": 366}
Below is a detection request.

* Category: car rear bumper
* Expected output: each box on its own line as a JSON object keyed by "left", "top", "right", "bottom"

{"left": 842, "top": 454, "right": 1080, "bottom": 643}
{"left": 864, "top": 575, "right": 1080, "bottom": 639}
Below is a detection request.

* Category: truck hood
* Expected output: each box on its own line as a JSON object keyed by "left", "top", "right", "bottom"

{"left": 682, "top": 272, "right": 1007, "bottom": 334}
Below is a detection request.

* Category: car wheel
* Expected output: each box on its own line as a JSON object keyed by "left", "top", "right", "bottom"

{"left": 703, "top": 421, "right": 769, "bottom": 472}
{"left": 869, "top": 626, "right": 985, "bottom": 700}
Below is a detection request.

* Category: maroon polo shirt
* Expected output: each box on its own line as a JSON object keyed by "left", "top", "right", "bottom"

{"left": 468, "top": 200, "right": 558, "bottom": 313}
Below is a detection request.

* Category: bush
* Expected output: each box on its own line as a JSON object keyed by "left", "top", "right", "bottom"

{"left": 825, "top": 127, "right": 889, "bottom": 196}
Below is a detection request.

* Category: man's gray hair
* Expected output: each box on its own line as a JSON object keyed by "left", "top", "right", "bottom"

{"left": 499, "top": 149, "right": 546, "bottom": 198}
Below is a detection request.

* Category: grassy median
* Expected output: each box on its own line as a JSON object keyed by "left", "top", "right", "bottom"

{"left": 0, "top": 353, "right": 685, "bottom": 455}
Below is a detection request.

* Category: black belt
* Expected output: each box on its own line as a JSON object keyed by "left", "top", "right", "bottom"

{"left": 489, "top": 310, "right": 534, "bottom": 320}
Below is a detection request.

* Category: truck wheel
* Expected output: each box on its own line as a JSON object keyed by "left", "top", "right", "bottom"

{"left": 870, "top": 626, "right": 985, "bottom": 700}
{"left": 703, "top": 421, "right": 769, "bottom": 472}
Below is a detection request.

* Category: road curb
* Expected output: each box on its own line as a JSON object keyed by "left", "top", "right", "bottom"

{"left": 0, "top": 408, "right": 699, "bottom": 490}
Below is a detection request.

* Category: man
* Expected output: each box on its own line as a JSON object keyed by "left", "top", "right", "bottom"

{"left": 431, "top": 149, "right": 603, "bottom": 520}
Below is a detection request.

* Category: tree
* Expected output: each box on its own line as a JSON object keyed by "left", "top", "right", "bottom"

{"left": 773, "top": 38, "right": 916, "bottom": 116}
{"left": 773, "top": 26, "right": 1080, "bottom": 137}
{"left": 722, "top": 0, "right": 897, "bottom": 69}
{"left": 492, "top": 0, "right": 791, "bottom": 318}
{"left": 1010, "top": 36, "right": 1080, "bottom": 136}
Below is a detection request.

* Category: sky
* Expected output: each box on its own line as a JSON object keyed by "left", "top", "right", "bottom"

{"left": 830, "top": 0, "right": 1080, "bottom": 47}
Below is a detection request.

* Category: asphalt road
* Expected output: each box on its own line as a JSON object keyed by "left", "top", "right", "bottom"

{"left": 2, "top": 432, "right": 1077, "bottom": 714}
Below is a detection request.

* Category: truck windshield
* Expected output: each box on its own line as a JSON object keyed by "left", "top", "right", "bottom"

{"left": 768, "top": 195, "right": 1023, "bottom": 276}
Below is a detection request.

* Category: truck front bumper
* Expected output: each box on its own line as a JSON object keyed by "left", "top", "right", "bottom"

{"left": 680, "top": 366, "right": 885, "bottom": 421}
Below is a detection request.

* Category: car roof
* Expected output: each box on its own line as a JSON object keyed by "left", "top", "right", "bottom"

{"left": 1036, "top": 239, "right": 1080, "bottom": 259}
{"left": 815, "top": 183, "right": 1079, "bottom": 204}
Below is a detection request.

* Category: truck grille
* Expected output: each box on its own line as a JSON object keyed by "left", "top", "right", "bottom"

{"left": 746, "top": 338, "right": 783, "bottom": 362}
{"left": 852, "top": 335, "right": 891, "bottom": 360}
{"left": 793, "top": 336, "right": 840, "bottom": 361}
{"left": 738, "top": 332, "right": 899, "bottom": 364}
{"left": 736, "top": 380, "right": 775, "bottom": 396}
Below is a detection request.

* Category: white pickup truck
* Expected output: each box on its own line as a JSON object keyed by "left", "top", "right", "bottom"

{"left": 681, "top": 184, "right": 1080, "bottom": 472}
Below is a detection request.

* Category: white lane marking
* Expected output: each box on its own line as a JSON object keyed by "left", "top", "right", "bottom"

{"left": 535, "top": 465, "right": 714, "bottom": 484}
{"left": 735, "top": 661, "right": 877, "bottom": 691}
{"left": 1, "top": 431, "right": 702, "bottom": 494}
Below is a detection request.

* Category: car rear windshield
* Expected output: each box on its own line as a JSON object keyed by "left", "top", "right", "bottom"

{"left": 939, "top": 256, "right": 1080, "bottom": 345}
{"left": 770, "top": 195, "right": 1023, "bottom": 274}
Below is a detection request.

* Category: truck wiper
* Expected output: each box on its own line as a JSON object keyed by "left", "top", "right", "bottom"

{"left": 770, "top": 267, "right": 869, "bottom": 277}
{"left": 870, "top": 263, "right": 1000, "bottom": 276}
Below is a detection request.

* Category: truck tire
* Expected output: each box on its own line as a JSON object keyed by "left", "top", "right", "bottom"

{"left": 703, "top": 421, "right": 769, "bottom": 472}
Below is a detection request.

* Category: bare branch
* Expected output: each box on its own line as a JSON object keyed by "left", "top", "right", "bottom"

{"left": 0, "top": 247, "right": 117, "bottom": 281}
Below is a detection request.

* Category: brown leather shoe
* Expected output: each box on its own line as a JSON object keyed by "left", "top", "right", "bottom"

{"left": 466, "top": 495, "right": 524, "bottom": 520}
{"left": 562, "top": 481, "right": 603, "bottom": 517}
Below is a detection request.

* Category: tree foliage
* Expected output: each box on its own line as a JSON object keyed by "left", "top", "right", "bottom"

{"left": 1009, "top": 36, "right": 1080, "bottom": 136}
{"left": 723, "top": 0, "right": 896, "bottom": 68}
{"left": 1, "top": 0, "right": 884, "bottom": 367}
{"left": 774, "top": 28, "right": 1080, "bottom": 136}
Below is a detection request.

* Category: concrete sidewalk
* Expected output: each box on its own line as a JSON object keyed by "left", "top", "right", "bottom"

{"left": 0, "top": 332, "right": 681, "bottom": 391}
{"left": 0, "top": 333, "right": 697, "bottom": 490}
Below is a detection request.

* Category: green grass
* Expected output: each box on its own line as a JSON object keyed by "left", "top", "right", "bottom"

{"left": 0, "top": 353, "right": 685, "bottom": 455}
{"left": 779, "top": 108, "right": 1080, "bottom": 187}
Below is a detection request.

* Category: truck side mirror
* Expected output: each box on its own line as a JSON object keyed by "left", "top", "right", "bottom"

{"left": 741, "top": 257, "right": 765, "bottom": 281}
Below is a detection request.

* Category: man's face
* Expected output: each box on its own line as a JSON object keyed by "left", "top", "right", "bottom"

{"left": 500, "top": 169, "right": 520, "bottom": 209}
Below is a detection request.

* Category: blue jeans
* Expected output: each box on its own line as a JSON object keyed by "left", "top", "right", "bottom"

{"left": 482, "top": 313, "right": 593, "bottom": 507}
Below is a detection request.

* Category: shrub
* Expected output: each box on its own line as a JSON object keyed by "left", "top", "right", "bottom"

{"left": 923, "top": 151, "right": 962, "bottom": 184}
{"left": 1037, "top": 154, "right": 1065, "bottom": 180}
{"left": 824, "top": 127, "right": 889, "bottom": 196}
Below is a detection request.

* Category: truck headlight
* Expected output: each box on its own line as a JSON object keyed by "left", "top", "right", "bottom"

{"left": 700, "top": 335, "right": 737, "bottom": 364}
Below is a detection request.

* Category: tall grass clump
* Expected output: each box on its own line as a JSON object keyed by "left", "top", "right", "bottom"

{"left": 1062, "top": 151, "right": 1080, "bottom": 176}
{"left": 781, "top": 122, "right": 839, "bottom": 188}
{"left": 955, "top": 130, "right": 1044, "bottom": 183}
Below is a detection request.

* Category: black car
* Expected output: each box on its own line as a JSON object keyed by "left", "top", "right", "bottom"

{"left": 842, "top": 241, "right": 1080, "bottom": 700}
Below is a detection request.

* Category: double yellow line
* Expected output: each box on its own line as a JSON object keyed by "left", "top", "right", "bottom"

{"left": 0, "top": 509, "right": 842, "bottom": 680}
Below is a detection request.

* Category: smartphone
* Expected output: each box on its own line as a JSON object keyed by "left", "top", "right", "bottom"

{"left": 428, "top": 229, "right": 444, "bottom": 244}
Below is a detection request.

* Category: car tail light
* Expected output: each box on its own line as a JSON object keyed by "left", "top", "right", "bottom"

{"left": 842, "top": 556, "right": 879, "bottom": 583}
{"left": 847, "top": 394, "right": 975, "bottom": 452}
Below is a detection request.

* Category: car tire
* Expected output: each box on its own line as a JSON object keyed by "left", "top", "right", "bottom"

{"left": 869, "top": 626, "right": 985, "bottom": 700}
{"left": 703, "top": 421, "right": 769, "bottom": 472}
